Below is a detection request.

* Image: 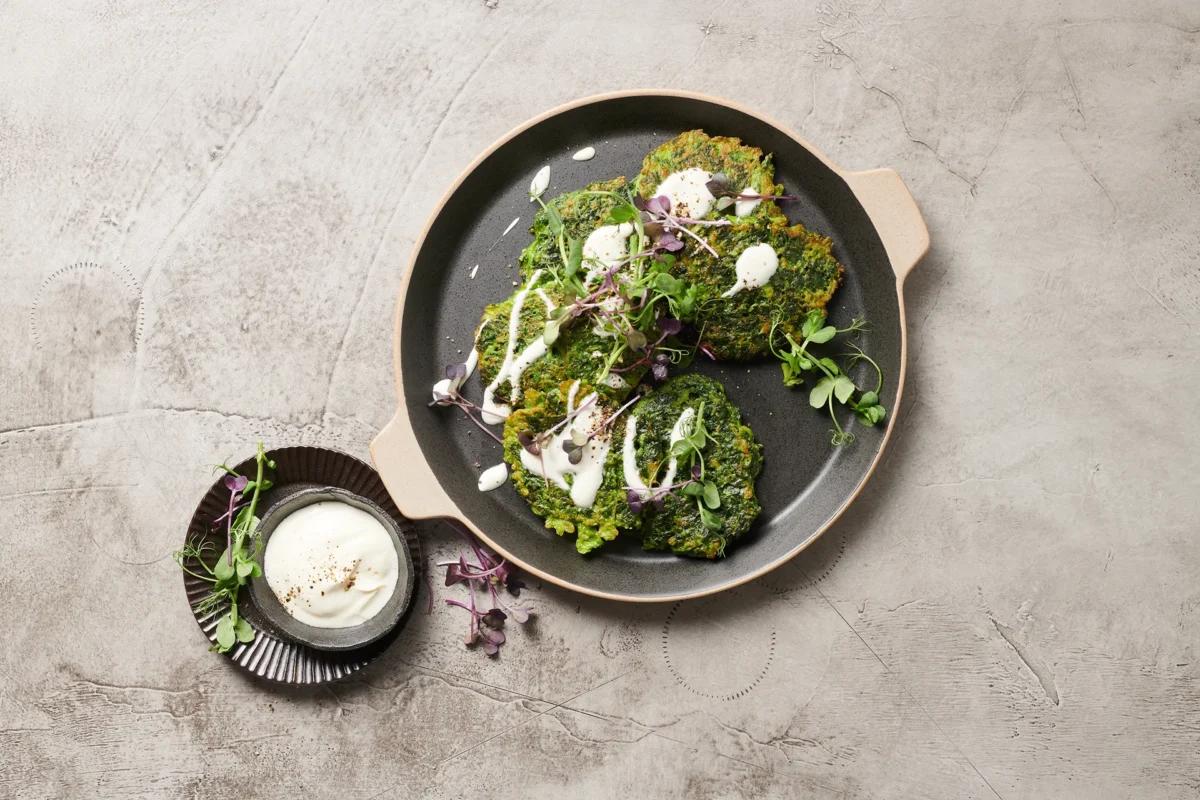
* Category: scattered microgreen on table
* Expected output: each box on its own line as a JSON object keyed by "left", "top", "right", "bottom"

{"left": 173, "top": 443, "right": 275, "bottom": 653}
{"left": 769, "top": 309, "right": 888, "bottom": 445}
{"left": 440, "top": 532, "right": 532, "bottom": 657}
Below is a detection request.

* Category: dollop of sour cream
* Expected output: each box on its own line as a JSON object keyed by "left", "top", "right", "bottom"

{"left": 734, "top": 186, "right": 763, "bottom": 217}
{"left": 478, "top": 463, "right": 509, "bottom": 492}
{"left": 529, "top": 165, "right": 550, "bottom": 199}
{"left": 264, "top": 501, "right": 399, "bottom": 629}
{"left": 721, "top": 243, "right": 779, "bottom": 298}
{"left": 653, "top": 168, "right": 715, "bottom": 218}
{"left": 582, "top": 222, "right": 634, "bottom": 281}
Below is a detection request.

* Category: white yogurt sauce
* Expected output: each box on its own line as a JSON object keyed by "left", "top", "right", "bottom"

{"left": 653, "top": 168, "right": 715, "bottom": 218}
{"left": 582, "top": 222, "right": 634, "bottom": 281}
{"left": 734, "top": 186, "right": 763, "bottom": 217}
{"left": 482, "top": 270, "right": 551, "bottom": 424}
{"left": 534, "top": 287, "right": 557, "bottom": 313}
{"left": 622, "top": 416, "right": 651, "bottom": 500}
{"left": 529, "top": 165, "right": 550, "bottom": 199}
{"left": 478, "top": 463, "right": 509, "bottom": 491}
{"left": 622, "top": 407, "right": 696, "bottom": 500}
{"left": 572, "top": 146, "right": 596, "bottom": 161}
{"left": 431, "top": 347, "right": 478, "bottom": 402}
{"left": 518, "top": 381, "right": 610, "bottom": 508}
{"left": 660, "top": 407, "right": 696, "bottom": 488}
{"left": 264, "top": 501, "right": 399, "bottom": 629}
{"left": 721, "top": 243, "right": 779, "bottom": 298}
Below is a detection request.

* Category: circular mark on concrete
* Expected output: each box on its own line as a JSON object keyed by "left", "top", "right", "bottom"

{"left": 662, "top": 590, "right": 776, "bottom": 701}
{"left": 30, "top": 261, "right": 144, "bottom": 360}
{"left": 759, "top": 529, "right": 848, "bottom": 595}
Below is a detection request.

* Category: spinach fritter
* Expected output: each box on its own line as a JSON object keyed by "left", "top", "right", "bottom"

{"left": 475, "top": 279, "right": 643, "bottom": 413}
{"left": 503, "top": 383, "right": 640, "bottom": 555}
{"left": 631, "top": 374, "right": 763, "bottom": 558}
{"left": 676, "top": 215, "right": 843, "bottom": 360}
{"left": 633, "top": 130, "right": 784, "bottom": 221}
{"left": 519, "top": 177, "right": 629, "bottom": 280}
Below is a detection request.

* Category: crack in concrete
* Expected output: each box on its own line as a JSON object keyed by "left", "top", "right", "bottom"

{"left": 989, "top": 617, "right": 1061, "bottom": 706}
{"left": 319, "top": 35, "right": 507, "bottom": 426}
{"left": 131, "top": 1, "right": 331, "bottom": 405}
{"left": 428, "top": 670, "right": 634, "bottom": 773}
{"left": 807, "top": 579, "right": 1007, "bottom": 800}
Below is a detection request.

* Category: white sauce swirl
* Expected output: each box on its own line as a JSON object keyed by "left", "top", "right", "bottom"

{"left": 529, "top": 165, "right": 550, "bottom": 199}
{"left": 735, "top": 186, "right": 763, "bottom": 217}
{"left": 622, "top": 416, "right": 651, "bottom": 500}
{"left": 264, "top": 501, "right": 399, "bottom": 629}
{"left": 478, "top": 463, "right": 509, "bottom": 492}
{"left": 653, "top": 168, "right": 715, "bottom": 218}
{"left": 621, "top": 407, "right": 695, "bottom": 500}
{"left": 721, "top": 243, "right": 779, "bottom": 298}
{"left": 518, "top": 381, "right": 610, "bottom": 509}
{"left": 582, "top": 222, "right": 634, "bottom": 282}
{"left": 482, "top": 270, "right": 551, "bottom": 424}
{"left": 431, "top": 348, "right": 479, "bottom": 402}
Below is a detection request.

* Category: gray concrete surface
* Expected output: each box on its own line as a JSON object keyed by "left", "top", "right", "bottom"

{"left": 2, "top": 1, "right": 1198, "bottom": 798}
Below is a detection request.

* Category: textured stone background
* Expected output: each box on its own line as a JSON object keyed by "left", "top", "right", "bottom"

{"left": 2, "top": 1, "right": 1199, "bottom": 798}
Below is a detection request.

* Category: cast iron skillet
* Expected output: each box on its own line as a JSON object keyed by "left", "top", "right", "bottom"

{"left": 371, "top": 90, "right": 928, "bottom": 602}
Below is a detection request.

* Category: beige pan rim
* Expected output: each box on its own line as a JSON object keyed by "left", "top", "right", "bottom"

{"left": 375, "top": 89, "right": 929, "bottom": 603}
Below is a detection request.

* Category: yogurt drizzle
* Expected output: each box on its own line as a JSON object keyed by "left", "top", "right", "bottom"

{"left": 721, "top": 243, "right": 779, "bottom": 298}
{"left": 653, "top": 168, "right": 716, "bottom": 218}
{"left": 734, "top": 187, "right": 762, "bottom": 217}
{"left": 622, "top": 407, "right": 696, "bottom": 500}
{"left": 582, "top": 222, "right": 634, "bottom": 282}
{"left": 481, "top": 270, "right": 550, "bottom": 424}
{"left": 477, "top": 463, "right": 509, "bottom": 491}
{"left": 519, "top": 381, "right": 610, "bottom": 508}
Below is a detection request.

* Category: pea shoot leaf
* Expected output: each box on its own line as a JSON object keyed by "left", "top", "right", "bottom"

{"left": 810, "top": 376, "right": 835, "bottom": 408}
{"left": 234, "top": 617, "right": 254, "bottom": 643}
{"left": 215, "top": 616, "right": 235, "bottom": 650}
{"left": 833, "top": 375, "right": 856, "bottom": 404}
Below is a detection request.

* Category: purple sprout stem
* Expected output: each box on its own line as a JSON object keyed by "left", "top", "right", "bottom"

{"left": 663, "top": 218, "right": 719, "bottom": 257}
{"left": 601, "top": 393, "right": 642, "bottom": 431}
{"left": 224, "top": 488, "right": 239, "bottom": 565}
{"left": 433, "top": 394, "right": 505, "bottom": 444}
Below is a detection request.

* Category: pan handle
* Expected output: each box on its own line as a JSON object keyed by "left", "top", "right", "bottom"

{"left": 843, "top": 168, "right": 930, "bottom": 282}
{"left": 370, "top": 408, "right": 459, "bottom": 521}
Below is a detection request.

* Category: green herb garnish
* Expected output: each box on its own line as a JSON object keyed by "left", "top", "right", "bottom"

{"left": 769, "top": 309, "right": 887, "bottom": 445}
{"left": 173, "top": 443, "right": 275, "bottom": 653}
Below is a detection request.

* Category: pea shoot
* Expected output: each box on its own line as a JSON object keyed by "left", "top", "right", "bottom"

{"left": 769, "top": 310, "right": 888, "bottom": 445}
{"left": 173, "top": 443, "right": 275, "bottom": 653}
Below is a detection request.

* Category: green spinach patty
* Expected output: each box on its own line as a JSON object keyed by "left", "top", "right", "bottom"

{"left": 680, "top": 215, "right": 844, "bottom": 360}
{"left": 460, "top": 130, "right": 850, "bottom": 559}
{"left": 629, "top": 374, "right": 763, "bottom": 558}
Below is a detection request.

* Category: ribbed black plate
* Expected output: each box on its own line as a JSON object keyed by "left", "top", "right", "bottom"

{"left": 181, "top": 446, "right": 420, "bottom": 684}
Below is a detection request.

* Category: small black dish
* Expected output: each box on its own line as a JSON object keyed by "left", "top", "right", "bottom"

{"left": 249, "top": 487, "right": 415, "bottom": 652}
{"left": 180, "top": 446, "right": 421, "bottom": 685}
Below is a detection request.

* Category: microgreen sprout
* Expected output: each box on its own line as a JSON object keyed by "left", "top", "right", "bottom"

{"left": 173, "top": 443, "right": 275, "bottom": 653}
{"left": 635, "top": 194, "right": 730, "bottom": 257}
{"left": 623, "top": 404, "right": 724, "bottom": 530}
{"left": 431, "top": 362, "right": 504, "bottom": 445}
{"left": 705, "top": 172, "right": 803, "bottom": 209}
{"left": 769, "top": 310, "right": 888, "bottom": 445}
{"left": 440, "top": 531, "right": 532, "bottom": 656}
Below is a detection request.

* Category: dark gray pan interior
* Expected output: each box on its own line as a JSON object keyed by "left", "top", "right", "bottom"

{"left": 400, "top": 95, "right": 900, "bottom": 599}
